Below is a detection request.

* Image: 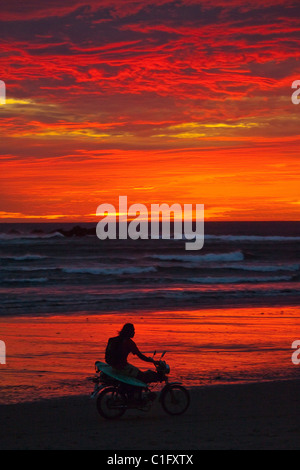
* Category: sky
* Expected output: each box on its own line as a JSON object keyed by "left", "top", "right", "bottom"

{"left": 0, "top": 0, "right": 300, "bottom": 222}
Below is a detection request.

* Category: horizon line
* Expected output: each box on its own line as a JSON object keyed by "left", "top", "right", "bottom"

{"left": 1, "top": 220, "right": 300, "bottom": 224}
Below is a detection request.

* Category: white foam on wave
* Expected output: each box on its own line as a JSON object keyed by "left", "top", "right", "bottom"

{"left": 205, "top": 234, "right": 300, "bottom": 242}
{"left": 188, "top": 275, "right": 292, "bottom": 284}
{"left": 4, "top": 277, "right": 48, "bottom": 283}
{"left": 0, "top": 254, "right": 47, "bottom": 261}
{"left": 61, "top": 266, "right": 157, "bottom": 275}
{"left": 0, "top": 232, "right": 64, "bottom": 240}
{"left": 218, "top": 263, "right": 300, "bottom": 273}
{"left": 151, "top": 250, "right": 244, "bottom": 263}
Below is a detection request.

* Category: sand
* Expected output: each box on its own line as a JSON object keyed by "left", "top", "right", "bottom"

{"left": 0, "top": 379, "right": 299, "bottom": 450}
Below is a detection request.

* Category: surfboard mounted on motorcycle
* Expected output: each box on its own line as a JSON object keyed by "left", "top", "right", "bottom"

{"left": 94, "top": 361, "right": 147, "bottom": 387}
{"left": 89, "top": 353, "right": 190, "bottom": 419}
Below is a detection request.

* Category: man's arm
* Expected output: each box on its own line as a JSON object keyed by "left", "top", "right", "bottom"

{"left": 131, "top": 340, "right": 159, "bottom": 364}
{"left": 136, "top": 350, "right": 156, "bottom": 363}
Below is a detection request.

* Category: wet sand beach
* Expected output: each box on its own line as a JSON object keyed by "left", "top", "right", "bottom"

{"left": 1, "top": 306, "right": 299, "bottom": 404}
{"left": 0, "top": 379, "right": 300, "bottom": 450}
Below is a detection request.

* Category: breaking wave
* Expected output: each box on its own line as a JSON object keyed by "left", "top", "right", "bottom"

{"left": 4, "top": 277, "right": 48, "bottom": 283}
{"left": 61, "top": 266, "right": 157, "bottom": 275}
{"left": 150, "top": 251, "right": 244, "bottom": 263}
{"left": 0, "top": 232, "right": 64, "bottom": 240}
{"left": 0, "top": 254, "right": 47, "bottom": 261}
{"left": 188, "top": 275, "right": 292, "bottom": 284}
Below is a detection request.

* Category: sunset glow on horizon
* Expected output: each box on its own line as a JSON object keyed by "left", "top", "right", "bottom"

{"left": 1, "top": 0, "right": 300, "bottom": 223}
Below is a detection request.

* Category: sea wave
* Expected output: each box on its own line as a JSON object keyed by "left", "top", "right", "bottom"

{"left": 215, "top": 263, "right": 300, "bottom": 273}
{"left": 4, "top": 277, "right": 48, "bottom": 283}
{"left": 0, "top": 254, "right": 47, "bottom": 261}
{"left": 61, "top": 266, "right": 157, "bottom": 275}
{"left": 0, "top": 232, "right": 64, "bottom": 240}
{"left": 2, "top": 266, "right": 57, "bottom": 272}
{"left": 205, "top": 234, "right": 300, "bottom": 242}
{"left": 188, "top": 275, "right": 292, "bottom": 284}
{"left": 1, "top": 222, "right": 299, "bottom": 242}
{"left": 150, "top": 250, "right": 244, "bottom": 263}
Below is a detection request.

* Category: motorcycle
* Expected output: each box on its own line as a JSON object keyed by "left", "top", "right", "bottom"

{"left": 89, "top": 351, "right": 190, "bottom": 419}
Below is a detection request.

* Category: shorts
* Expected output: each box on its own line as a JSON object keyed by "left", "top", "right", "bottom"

{"left": 113, "top": 363, "right": 140, "bottom": 378}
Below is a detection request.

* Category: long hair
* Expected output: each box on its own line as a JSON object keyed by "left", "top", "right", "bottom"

{"left": 118, "top": 323, "right": 134, "bottom": 339}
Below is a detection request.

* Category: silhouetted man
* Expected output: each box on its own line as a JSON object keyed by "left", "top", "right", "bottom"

{"left": 105, "top": 323, "right": 160, "bottom": 382}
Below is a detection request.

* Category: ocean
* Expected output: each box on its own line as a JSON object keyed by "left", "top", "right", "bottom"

{"left": 0, "top": 221, "right": 300, "bottom": 316}
{"left": 0, "top": 221, "right": 299, "bottom": 403}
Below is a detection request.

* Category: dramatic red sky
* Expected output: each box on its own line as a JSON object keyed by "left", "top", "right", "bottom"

{"left": 0, "top": 0, "right": 300, "bottom": 222}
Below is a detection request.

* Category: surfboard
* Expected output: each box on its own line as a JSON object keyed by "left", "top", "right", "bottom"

{"left": 95, "top": 361, "right": 147, "bottom": 388}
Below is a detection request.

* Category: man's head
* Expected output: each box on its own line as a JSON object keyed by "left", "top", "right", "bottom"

{"left": 119, "top": 323, "right": 135, "bottom": 339}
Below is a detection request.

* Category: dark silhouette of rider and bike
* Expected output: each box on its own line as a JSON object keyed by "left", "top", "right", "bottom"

{"left": 90, "top": 323, "right": 190, "bottom": 419}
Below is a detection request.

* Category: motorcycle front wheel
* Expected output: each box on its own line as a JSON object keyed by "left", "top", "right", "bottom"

{"left": 96, "top": 386, "right": 127, "bottom": 419}
{"left": 161, "top": 384, "right": 190, "bottom": 415}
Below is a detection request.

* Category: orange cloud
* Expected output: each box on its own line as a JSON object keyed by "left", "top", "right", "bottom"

{"left": 0, "top": 0, "right": 299, "bottom": 222}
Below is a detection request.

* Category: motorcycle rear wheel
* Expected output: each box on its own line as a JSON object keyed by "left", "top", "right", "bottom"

{"left": 161, "top": 384, "right": 190, "bottom": 415}
{"left": 96, "top": 386, "right": 127, "bottom": 419}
